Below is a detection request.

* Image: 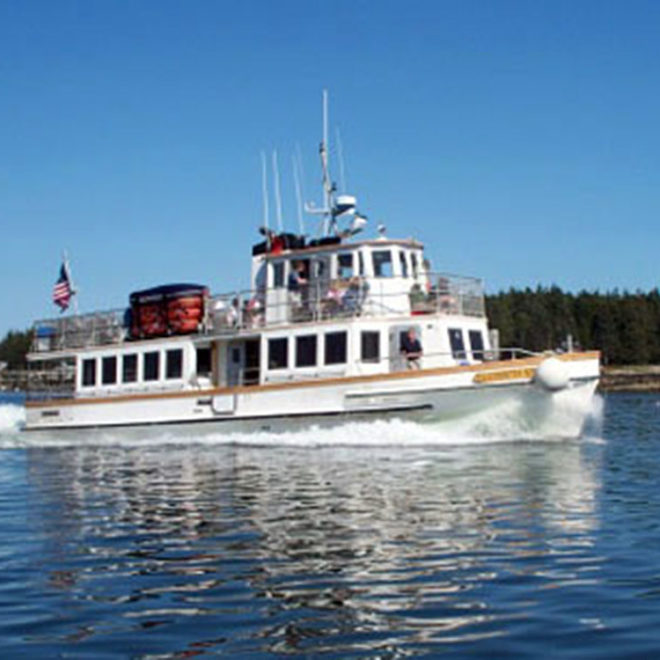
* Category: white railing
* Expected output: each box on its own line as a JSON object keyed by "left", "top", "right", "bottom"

{"left": 30, "top": 272, "right": 485, "bottom": 354}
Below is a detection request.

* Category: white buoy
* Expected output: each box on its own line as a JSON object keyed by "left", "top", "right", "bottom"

{"left": 535, "top": 357, "right": 570, "bottom": 391}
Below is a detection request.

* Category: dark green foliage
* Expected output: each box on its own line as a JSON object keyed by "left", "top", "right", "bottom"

{"left": 486, "top": 287, "right": 660, "bottom": 365}
{"left": 0, "top": 329, "right": 33, "bottom": 370}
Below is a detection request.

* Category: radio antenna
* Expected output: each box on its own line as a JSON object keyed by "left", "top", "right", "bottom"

{"left": 335, "top": 127, "right": 347, "bottom": 192}
{"left": 260, "top": 151, "right": 270, "bottom": 232}
{"left": 292, "top": 154, "right": 304, "bottom": 234}
{"left": 272, "top": 149, "right": 284, "bottom": 232}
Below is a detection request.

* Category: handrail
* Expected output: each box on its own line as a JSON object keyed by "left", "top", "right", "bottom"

{"left": 30, "top": 272, "right": 485, "bottom": 354}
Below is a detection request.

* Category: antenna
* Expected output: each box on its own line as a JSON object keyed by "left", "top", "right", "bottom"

{"left": 292, "top": 154, "right": 304, "bottom": 234}
{"left": 320, "top": 89, "right": 333, "bottom": 234}
{"left": 261, "top": 151, "right": 270, "bottom": 232}
{"left": 335, "top": 127, "right": 347, "bottom": 192}
{"left": 272, "top": 149, "right": 283, "bottom": 232}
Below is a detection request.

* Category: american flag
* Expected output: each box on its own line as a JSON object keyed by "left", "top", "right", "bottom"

{"left": 52, "top": 262, "right": 73, "bottom": 311}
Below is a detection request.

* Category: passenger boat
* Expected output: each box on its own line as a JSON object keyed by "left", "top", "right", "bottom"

{"left": 24, "top": 100, "right": 600, "bottom": 436}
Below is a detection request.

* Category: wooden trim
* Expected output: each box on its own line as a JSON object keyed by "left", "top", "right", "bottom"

{"left": 25, "top": 351, "right": 599, "bottom": 410}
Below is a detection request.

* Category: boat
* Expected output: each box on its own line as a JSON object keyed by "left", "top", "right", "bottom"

{"left": 24, "top": 97, "right": 600, "bottom": 436}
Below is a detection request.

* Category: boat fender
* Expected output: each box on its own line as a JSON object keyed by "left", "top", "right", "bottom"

{"left": 534, "top": 357, "right": 569, "bottom": 391}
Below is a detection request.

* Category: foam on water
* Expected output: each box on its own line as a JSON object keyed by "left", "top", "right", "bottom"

{"left": 0, "top": 403, "right": 25, "bottom": 433}
{"left": 0, "top": 392, "right": 604, "bottom": 450}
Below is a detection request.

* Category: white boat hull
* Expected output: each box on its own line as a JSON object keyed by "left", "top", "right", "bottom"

{"left": 25, "top": 354, "right": 600, "bottom": 439}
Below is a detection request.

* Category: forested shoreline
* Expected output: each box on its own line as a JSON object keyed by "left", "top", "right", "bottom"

{"left": 1, "top": 286, "right": 659, "bottom": 370}
{"left": 486, "top": 286, "right": 660, "bottom": 365}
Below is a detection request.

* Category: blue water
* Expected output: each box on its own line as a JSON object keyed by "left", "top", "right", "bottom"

{"left": 1, "top": 392, "right": 659, "bottom": 657}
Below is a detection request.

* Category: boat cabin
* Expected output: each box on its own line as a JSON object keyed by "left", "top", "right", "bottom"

{"left": 27, "top": 235, "right": 492, "bottom": 402}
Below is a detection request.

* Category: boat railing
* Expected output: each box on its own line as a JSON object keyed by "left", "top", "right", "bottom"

{"left": 30, "top": 272, "right": 485, "bottom": 354}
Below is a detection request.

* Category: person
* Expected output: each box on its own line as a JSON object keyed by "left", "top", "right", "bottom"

{"left": 287, "top": 261, "right": 308, "bottom": 319}
{"left": 400, "top": 327, "right": 423, "bottom": 369}
{"left": 288, "top": 261, "right": 307, "bottom": 292}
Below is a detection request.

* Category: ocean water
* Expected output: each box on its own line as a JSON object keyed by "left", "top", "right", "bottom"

{"left": 1, "top": 392, "right": 660, "bottom": 657}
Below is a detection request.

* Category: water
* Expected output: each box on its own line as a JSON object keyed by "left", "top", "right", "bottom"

{"left": 1, "top": 392, "right": 660, "bottom": 657}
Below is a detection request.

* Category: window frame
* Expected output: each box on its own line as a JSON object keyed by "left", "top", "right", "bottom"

{"left": 468, "top": 330, "right": 485, "bottom": 361}
{"left": 360, "top": 331, "right": 380, "bottom": 363}
{"left": 295, "top": 335, "right": 317, "bottom": 368}
{"left": 143, "top": 351, "right": 160, "bottom": 381}
{"left": 82, "top": 358, "right": 96, "bottom": 387}
{"left": 372, "top": 250, "right": 393, "bottom": 278}
{"left": 101, "top": 356, "right": 117, "bottom": 385}
{"left": 268, "top": 337, "right": 289, "bottom": 370}
{"left": 448, "top": 328, "right": 467, "bottom": 360}
{"left": 324, "top": 331, "right": 348, "bottom": 365}
{"left": 122, "top": 353, "right": 138, "bottom": 383}
{"left": 166, "top": 348, "right": 183, "bottom": 379}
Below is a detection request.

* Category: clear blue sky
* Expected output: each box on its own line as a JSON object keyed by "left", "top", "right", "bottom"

{"left": 2, "top": 0, "right": 659, "bottom": 336}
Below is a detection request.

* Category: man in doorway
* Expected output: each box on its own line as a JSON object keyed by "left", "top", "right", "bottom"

{"left": 401, "top": 327, "right": 423, "bottom": 369}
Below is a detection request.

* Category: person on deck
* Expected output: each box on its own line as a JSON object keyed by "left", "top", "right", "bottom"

{"left": 401, "top": 327, "right": 423, "bottom": 369}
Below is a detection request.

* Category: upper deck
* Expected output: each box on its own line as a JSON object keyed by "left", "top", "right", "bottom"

{"left": 29, "top": 238, "right": 485, "bottom": 357}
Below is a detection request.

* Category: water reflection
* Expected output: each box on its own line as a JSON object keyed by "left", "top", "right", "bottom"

{"left": 23, "top": 436, "right": 601, "bottom": 655}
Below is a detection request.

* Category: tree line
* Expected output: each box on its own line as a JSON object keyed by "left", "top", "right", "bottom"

{"left": 1, "top": 286, "right": 659, "bottom": 368}
{"left": 486, "top": 286, "right": 660, "bottom": 365}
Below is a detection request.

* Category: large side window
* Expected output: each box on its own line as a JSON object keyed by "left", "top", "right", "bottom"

{"left": 448, "top": 328, "right": 466, "bottom": 360}
{"left": 325, "top": 331, "right": 347, "bottom": 365}
{"left": 268, "top": 338, "right": 288, "bottom": 370}
{"left": 102, "top": 356, "right": 117, "bottom": 385}
{"left": 296, "top": 335, "right": 317, "bottom": 368}
{"left": 361, "top": 331, "right": 380, "bottom": 363}
{"left": 166, "top": 349, "right": 183, "bottom": 379}
{"left": 82, "top": 358, "right": 96, "bottom": 387}
{"left": 469, "top": 330, "right": 485, "bottom": 361}
{"left": 122, "top": 354, "right": 138, "bottom": 383}
{"left": 144, "top": 351, "right": 160, "bottom": 381}
{"left": 372, "top": 250, "right": 393, "bottom": 277}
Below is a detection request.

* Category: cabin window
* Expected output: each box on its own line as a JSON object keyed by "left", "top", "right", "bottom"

{"left": 399, "top": 251, "right": 408, "bottom": 278}
{"left": 411, "top": 253, "right": 419, "bottom": 278}
{"left": 358, "top": 251, "right": 365, "bottom": 276}
{"left": 268, "top": 338, "right": 288, "bottom": 370}
{"left": 314, "top": 257, "right": 330, "bottom": 281}
{"left": 82, "top": 358, "right": 96, "bottom": 387}
{"left": 102, "top": 356, "right": 117, "bottom": 385}
{"left": 361, "top": 331, "right": 380, "bottom": 363}
{"left": 273, "top": 262, "right": 285, "bottom": 288}
{"left": 469, "top": 330, "right": 485, "bottom": 361}
{"left": 296, "top": 335, "right": 317, "bottom": 367}
{"left": 448, "top": 328, "right": 466, "bottom": 360}
{"left": 337, "top": 254, "right": 353, "bottom": 279}
{"left": 122, "top": 354, "right": 138, "bottom": 383}
{"left": 166, "top": 349, "right": 183, "bottom": 379}
{"left": 372, "top": 250, "right": 393, "bottom": 277}
{"left": 144, "top": 351, "right": 160, "bottom": 381}
{"left": 196, "top": 347, "right": 211, "bottom": 376}
{"left": 324, "top": 331, "right": 347, "bottom": 365}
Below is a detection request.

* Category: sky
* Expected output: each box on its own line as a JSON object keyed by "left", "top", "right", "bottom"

{"left": 2, "top": 0, "right": 660, "bottom": 336}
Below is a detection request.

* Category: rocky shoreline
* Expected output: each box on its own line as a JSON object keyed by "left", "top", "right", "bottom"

{"left": 599, "top": 366, "right": 660, "bottom": 392}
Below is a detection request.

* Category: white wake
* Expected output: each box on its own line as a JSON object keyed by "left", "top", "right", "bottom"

{"left": 0, "top": 394, "right": 604, "bottom": 450}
